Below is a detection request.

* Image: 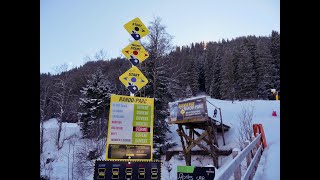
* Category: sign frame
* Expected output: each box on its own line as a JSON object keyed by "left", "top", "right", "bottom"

{"left": 124, "top": 17, "right": 150, "bottom": 41}
{"left": 168, "top": 97, "right": 208, "bottom": 124}
{"left": 106, "top": 94, "right": 154, "bottom": 161}
{"left": 122, "top": 41, "right": 149, "bottom": 66}
{"left": 119, "top": 66, "right": 149, "bottom": 95}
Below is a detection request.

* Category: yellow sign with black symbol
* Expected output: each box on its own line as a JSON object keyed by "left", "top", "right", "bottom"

{"left": 124, "top": 17, "right": 150, "bottom": 41}
{"left": 122, "top": 41, "right": 149, "bottom": 66}
{"left": 119, "top": 66, "right": 148, "bottom": 94}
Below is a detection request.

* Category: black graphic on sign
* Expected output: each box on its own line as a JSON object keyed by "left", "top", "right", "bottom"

{"left": 131, "top": 28, "right": 141, "bottom": 40}
{"left": 129, "top": 55, "right": 140, "bottom": 66}
{"left": 127, "top": 82, "right": 138, "bottom": 94}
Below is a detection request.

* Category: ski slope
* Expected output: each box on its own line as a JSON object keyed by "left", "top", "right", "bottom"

{"left": 40, "top": 96, "right": 280, "bottom": 180}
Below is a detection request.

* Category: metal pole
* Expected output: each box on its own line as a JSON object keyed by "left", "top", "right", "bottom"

{"left": 130, "top": 64, "right": 134, "bottom": 97}
{"left": 219, "top": 108, "right": 226, "bottom": 146}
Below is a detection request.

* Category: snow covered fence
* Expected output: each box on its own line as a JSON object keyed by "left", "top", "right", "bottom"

{"left": 215, "top": 134, "right": 263, "bottom": 180}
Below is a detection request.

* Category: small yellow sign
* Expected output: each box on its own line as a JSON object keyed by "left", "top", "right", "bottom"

{"left": 122, "top": 41, "right": 149, "bottom": 66}
{"left": 124, "top": 17, "right": 150, "bottom": 40}
{"left": 119, "top": 66, "right": 148, "bottom": 94}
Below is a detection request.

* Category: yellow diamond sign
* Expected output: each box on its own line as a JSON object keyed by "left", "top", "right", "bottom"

{"left": 124, "top": 17, "right": 150, "bottom": 41}
{"left": 122, "top": 41, "right": 149, "bottom": 66}
{"left": 119, "top": 66, "right": 148, "bottom": 94}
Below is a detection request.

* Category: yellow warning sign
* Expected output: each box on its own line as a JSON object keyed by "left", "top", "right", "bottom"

{"left": 124, "top": 17, "right": 150, "bottom": 41}
{"left": 122, "top": 41, "right": 149, "bottom": 66}
{"left": 119, "top": 66, "right": 148, "bottom": 94}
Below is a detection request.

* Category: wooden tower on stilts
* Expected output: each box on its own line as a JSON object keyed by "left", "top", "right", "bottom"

{"left": 167, "top": 97, "right": 231, "bottom": 168}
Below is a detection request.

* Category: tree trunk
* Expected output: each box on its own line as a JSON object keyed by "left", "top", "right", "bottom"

{"left": 67, "top": 142, "right": 70, "bottom": 180}
{"left": 56, "top": 118, "right": 63, "bottom": 150}
{"left": 40, "top": 119, "right": 44, "bottom": 154}
{"left": 71, "top": 140, "right": 75, "bottom": 180}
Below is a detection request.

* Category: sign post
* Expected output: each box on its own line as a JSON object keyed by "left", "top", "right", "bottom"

{"left": 105, "top": 17, "right": 153, "bottom": 161}
{"left": 95, "top": 17, "right": 160, "bottom": 180}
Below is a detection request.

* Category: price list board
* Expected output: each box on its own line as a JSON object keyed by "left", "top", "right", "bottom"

{"left": 106, "top": 94, "right": 154, "bottom": 161}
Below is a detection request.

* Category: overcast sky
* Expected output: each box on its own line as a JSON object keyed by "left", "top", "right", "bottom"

{"left": 40, "top": 0, "right": 280, "bottom": 73}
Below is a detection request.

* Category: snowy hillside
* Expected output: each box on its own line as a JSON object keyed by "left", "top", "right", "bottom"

{"left": 161, "top": 96, "right": 280, "bottom": 180}
{"left": 40, "top": 96, "right": 279, "bottom": 180}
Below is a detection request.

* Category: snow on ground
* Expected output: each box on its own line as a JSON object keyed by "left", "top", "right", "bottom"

{"left": 41, "top": 118, "right": 84, "bottom": 180}
{"left": 41, "top": 96, "right": 279, "bottom": 180}
{"left": 162, "top": 96, "right": 280, "bottom": 180}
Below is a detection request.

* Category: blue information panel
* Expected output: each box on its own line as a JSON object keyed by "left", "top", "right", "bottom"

{"left": 93, "top": 160, "right": 161, "bottom": 180}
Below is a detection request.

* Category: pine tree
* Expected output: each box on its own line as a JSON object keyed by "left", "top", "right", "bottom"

{"left": 237, "top": 44, "right": 256, "bottom": 99}
{"left": 220, "top": 48, "right": 235, "bottom": 100}
{"left": 187, "top": 57, "right": 199, "bottom": 96}
{"left": 244, "top": 36, "right": 258, "bottom": 98}
{"left": 256, "top": 38, "right": 273, "bottom": 99}
{"left": 78, "top": 69, "right": 113, "bottom": 139}
{"left": 204, "top": 42, "right": 217, "bottom": 95}
{"left": 209, "top": 44, "right": 223, "bottom": 99}
{"left": 270, "top": 31, "right": 280, "bottom": 92}
{"left": 192, "top": 42, "right": 206, "bottom": 92}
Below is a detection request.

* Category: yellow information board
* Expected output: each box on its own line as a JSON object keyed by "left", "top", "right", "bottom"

{"left": 106, "top": 94, "right": 154, "bottom": 161}
{"left": 124, "top": 17, "right": 150, "bottom": 40}
{"left": 119, "top": 66, "right": 148, "bottom": 94}
{"left": 122, "top": 41, "right": 149, "bottom": 66}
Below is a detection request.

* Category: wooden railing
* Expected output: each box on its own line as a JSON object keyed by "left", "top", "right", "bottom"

{"left": 215, "top": 133, "right": 263, "bottom": 180}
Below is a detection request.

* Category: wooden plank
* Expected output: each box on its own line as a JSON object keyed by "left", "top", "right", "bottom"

{"left": 193, "top": 129, "right": 210, "bottom": 145}
{"left": 242, "top": 144, "right": 263, "bottom": 180}
{"left": 232, "top": 150, "right": 241, "bottom": 180}
{"left": 183, "top": 131, "right": 209, "bottom": 153}
{"left": 168, "top": 117, "right": 208, "bottom": 124}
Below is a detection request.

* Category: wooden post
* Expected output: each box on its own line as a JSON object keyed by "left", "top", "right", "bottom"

{"left": 232, "top": 149, "right": 241, "bottom": 180}
{"left": 255, "top": 133, "right": 260, "bottom": 150}
{"left": 219, "top": 108, "right": 226, "bottom": 146}
{"left": 253, "top": 134, "right": 261, "bottom": 175}
{"left": 244, "top": 141, "right": 251, "bottom": 167}
{"left": 244, "top": 141, "right": 253, "bottom": 180}
{"left": 206, "top": 126, "right": 218, "bottom": 168}
{"left": 186, "top": 128, "right": 193, "bottom": 166}
{"left": 209, "top": 119, "right": 219, "bottom": 147}
{"left": 251, "top": 135, "right": 256, "bottom": 156}
{"left": 178, "top": 124, "right": 188, "bottom": 165}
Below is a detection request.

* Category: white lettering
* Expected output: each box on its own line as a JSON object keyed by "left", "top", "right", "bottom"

{"left": 178, "top": 173, "right": 193, "bottom": 180}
